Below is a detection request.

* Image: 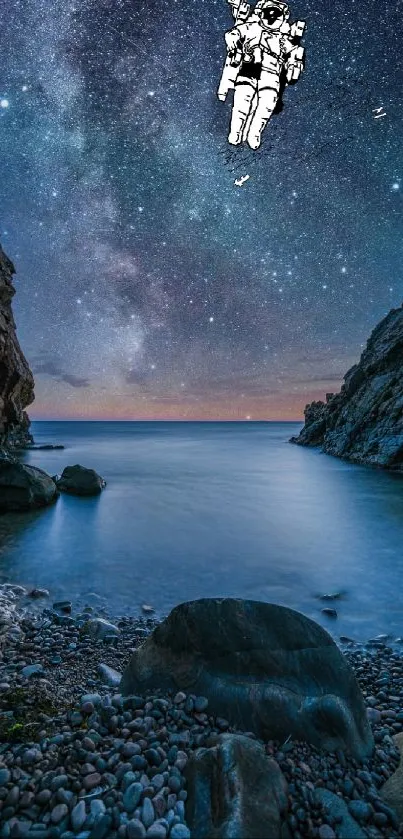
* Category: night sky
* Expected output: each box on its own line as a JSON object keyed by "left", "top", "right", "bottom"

{"left": 1, "top": 0, "right": 402, "bottom": 420}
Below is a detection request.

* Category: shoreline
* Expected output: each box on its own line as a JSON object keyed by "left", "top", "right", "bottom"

{"left": 0, "top": 586, "right": 402, "bottom": 839}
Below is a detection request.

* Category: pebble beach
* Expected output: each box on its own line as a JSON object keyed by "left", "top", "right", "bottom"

{"left": 0, "top": 585, "right": 403, "bottom": 839}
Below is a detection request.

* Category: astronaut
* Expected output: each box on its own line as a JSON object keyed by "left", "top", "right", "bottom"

{"left": 218, "top": 0, "right": 305, "bottom": 150}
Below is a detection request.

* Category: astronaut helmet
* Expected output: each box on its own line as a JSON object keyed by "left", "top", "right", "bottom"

{"left": 255, "top": 0, "right": 290, "bottom": 29}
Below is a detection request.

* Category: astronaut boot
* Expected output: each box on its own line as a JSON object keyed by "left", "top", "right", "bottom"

{"left": 228, "top": 82, "right": 256, "bottom": 145}
{"left": 247, "top": 87, "right": 278, "bottom": 149}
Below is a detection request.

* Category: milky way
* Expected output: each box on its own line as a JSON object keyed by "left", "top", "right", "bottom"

{"left": 1, "top": 0, "right": 402, "bottom": 419}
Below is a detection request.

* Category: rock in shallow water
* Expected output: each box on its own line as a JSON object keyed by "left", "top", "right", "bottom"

{"left": 0, "top": 458, "right": 59, "bottom": 511}
{"left": 55, "top": 464, "right": 106, "bottom": 496}
{"left": 120, "top": 598, "right": 374, "bottom": 760}
{"left": 184, "top": 733, "right": 287, "bottom": 838}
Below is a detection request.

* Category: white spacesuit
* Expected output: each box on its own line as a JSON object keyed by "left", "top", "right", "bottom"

{"left": 218, "top": 0, "right": 305, "bottom": 150}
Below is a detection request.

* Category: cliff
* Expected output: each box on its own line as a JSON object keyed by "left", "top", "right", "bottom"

{"left": 291, "top": 305, "right": 403, "bottom": 472}
{"left": 0, "top": 245, "right": 35, "bottom": 449}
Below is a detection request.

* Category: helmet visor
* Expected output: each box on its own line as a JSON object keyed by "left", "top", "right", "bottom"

{"left": 262, "top": 5, "right": 284, "bottom": 24}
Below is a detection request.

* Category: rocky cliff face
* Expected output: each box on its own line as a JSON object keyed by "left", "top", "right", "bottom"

{"left": 291, "top": 305, "right": 403, "bottom": 471}
{"left": 0, "top": 245, "right": 34, "bottom": 449}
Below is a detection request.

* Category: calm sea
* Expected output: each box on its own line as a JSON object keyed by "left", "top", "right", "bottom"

{"left": 1, "top": 421, "right": 402, "bottom": 642}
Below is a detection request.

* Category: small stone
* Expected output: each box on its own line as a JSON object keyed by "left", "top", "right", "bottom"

{"left": 90, "top": 801, "right": 106, "bottom": 818}
{"left": 36, "top": 790, "right": 52, "bottom": 806}
{"left": 53, "top": 600, "right": 72, "bottom": 613}
{"left": 366, "top": 708, "right": 381, "bottom": 724}
{"left": 318, "top": 826, "right": 336, "bottom": 839}
{"left": 81, "top": 693, "right": 102, "bottom": 707}
{"left": 348, "top": 801, "right": 372, "bottom": 823}
{"left": 97, "top": 663, "right": 121, "bottom": 687}
{"left": 71, "top": 800, "right": 87, "bottom": 833}
{"left": 194, "top": 696, "right": 208, "bottom": 713}
{"left": 145, "top": 824, "right": 166, "bottom": 839}
{"left": 21, "top": 664, "right": 44, "bottom": 678}
{"left": 122, "top": 743, "right": 141, "bottom": 758}
{"left": 127, "top": 821, "right": 146, "bottom": 839}
{"left": 51, "top": 803, "right": 69, "bottom": 824}
{"left": 22, "top": 748, "right": 41, "bottom": 765}
{"left": 89, "top": 813, "right": 113, "bottom": 839}
{"left": 123, "top": 783, "right": 143, "bottom": 813}
{"left": 0, "top": 767, "right": 10, "bottom": 785}
{"left": 173, "top": 692, "right": 186, "bottom": 705}
{"left": 83, "top": 773, "right": 102, "bottom": 791}
{"left": 169, "top": 827, "right": 191, "bottom": 839}
{"left": 141, "top": 798, "right": 155, "bottom": 829}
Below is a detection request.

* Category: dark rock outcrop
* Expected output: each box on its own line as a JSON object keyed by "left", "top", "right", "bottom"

{"left": 54, "top": 464, "right": 106, "bottom": 496}
{"left": 0, "top": 245, "right": 35, "bottom": 450}
{"left": 291, "top": 305, "right": 403, "bottom": 470}
{"left": 120, "top": 597, "right": 374, "bottom": 761}
{"left": 184, "top": 733, "right": 288, "bottom": 838}
{"left": 0, "top": 455, "right": 59, "bottom": 511}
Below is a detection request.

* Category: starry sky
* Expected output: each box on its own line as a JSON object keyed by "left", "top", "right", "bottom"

{"left": 1, "top": 0, "right": 402, "bottom": 420}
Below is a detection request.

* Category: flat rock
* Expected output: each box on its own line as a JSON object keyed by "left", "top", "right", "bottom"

{"left": 120, "top": 598, "right": 374, "bottom": 760}
{"left": 55, "top": 464, "right": 106, "bottom": 496}
{"left": 0, "top": 459, "right": 59, "bottom": 511}
{"left": 380, "top": 731, "right": 403, "bottom": 822}
{"left": 185, "top": 733, "right": 287, "bottom": 838}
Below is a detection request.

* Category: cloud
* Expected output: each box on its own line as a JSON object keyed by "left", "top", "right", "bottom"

{"left": 32, "top": 358, "right": 90, "bottom": 388}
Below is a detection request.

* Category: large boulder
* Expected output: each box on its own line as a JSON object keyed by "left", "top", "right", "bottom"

{"left": 120, "top": 598, "right": 374, "bottom": 761}
{"left": 184, "top": 733, "right": 288, "bottom": 838}
{"left": 55, "top": 464, "right": 106, "bottom": 496}
{"left": 291, "top": 305, "right": 403, "bottom": 471}
{"left": 0, "top": 456, "right": 59, "bottom": 511}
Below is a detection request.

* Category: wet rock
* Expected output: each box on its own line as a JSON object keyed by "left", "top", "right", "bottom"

{"left": 184, "top": 733, "right": 288, "bottom": 839}
{"left": 28, "top": 588, "right": 50, "bottom": 599}
{"left": 0, "top": 459, "right": 59, "bottom": 512}
{"left": 121, "top": 598, "right": 374, "bottom": 759}
{"left": 55, "top": 464, "right": 106, "bottom": 496}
